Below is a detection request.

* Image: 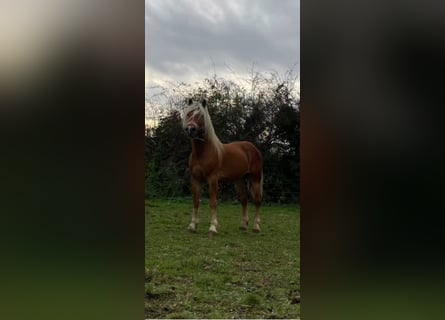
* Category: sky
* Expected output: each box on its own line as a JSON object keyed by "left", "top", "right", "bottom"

{"left": 145, "top": 0, "right": 300, "bottom": 88}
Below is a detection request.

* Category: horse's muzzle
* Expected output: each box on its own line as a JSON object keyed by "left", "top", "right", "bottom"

{"left": 185, "top": 125, "right": 203, "bottom": 140}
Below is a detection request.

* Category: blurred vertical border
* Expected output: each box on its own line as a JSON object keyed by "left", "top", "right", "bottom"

{"left": 0, "top": 1, "right": 144, "bottom": 319}
{"left": 302, "top": 0, "right": 445, "bottom": 319}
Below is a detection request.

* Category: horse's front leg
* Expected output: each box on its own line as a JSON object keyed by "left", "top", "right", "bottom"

{"left": 208, "top": 176, "right": 218, "bottom": 237}
{"left": 188, "top": 178, "right": 201, "bottom": 232}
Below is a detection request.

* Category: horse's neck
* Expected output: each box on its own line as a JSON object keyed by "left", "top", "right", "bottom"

{"left": 191, "top": 139, "right": 216, "bottom": 158}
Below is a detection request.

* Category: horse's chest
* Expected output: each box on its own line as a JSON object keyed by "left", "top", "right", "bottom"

{"left": 189, "top": 161, "right": 216, "bottom": 181}
{"left": 190, "top": 165, "right": 204, "bottom": 180}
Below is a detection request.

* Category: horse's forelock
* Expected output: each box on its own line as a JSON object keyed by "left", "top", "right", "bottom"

{"left": 183, "top": 102, "right": 204, "bottom": 128}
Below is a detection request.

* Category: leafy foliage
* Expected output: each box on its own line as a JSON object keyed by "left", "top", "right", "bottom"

{"left": 145, "top": 73, "right": 299, "bottom": 203}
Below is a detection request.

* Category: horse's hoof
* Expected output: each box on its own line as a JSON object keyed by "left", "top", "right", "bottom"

{"left": 252, "top": 228, "right": 260, "bottom": 233}
{"left": 208, "top": 230, "right": 217, "bottom": 238}
{"left": 188, "top": 226, "right": 197, "bottom": 233}
{"left": 239, "top": 226, "right": 247, "bottom": 231}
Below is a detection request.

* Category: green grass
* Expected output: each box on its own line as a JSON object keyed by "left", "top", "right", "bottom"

{"left": 145, "top": 199, "right": 300, "bottom": 319}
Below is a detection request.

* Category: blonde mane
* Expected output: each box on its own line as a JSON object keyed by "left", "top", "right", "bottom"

{"left": 183, "top": 100, "right": 224, "bottom": 161}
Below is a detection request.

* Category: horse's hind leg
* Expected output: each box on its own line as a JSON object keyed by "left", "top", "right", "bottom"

{"left": 188, "top": 178, "right": 201, "bottom": 232}
{"left": 235, "top": 179, "right": 248, "bottom": 230}
{"left": 250, "top": 173, "right": 263, "bottom": 233}
{"left": 208, "top": 176, "right": 219, "bottom": 237}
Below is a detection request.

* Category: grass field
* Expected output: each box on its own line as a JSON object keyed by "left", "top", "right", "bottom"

{"left": 145, "top": 199, "right": 300, "bottom": 319}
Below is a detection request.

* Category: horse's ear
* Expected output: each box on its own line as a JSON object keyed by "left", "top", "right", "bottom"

{"left": 202, "top": 99, "right": 207, "bottom": 108}
{"left": 188, "top": 98, "right": 193, "bottom": 105}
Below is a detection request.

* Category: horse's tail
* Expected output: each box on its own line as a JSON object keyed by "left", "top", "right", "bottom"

{"left": 245, "top": 141, "right": 263, "bottom": 203}
{"left": 258, "top": 170, "right": 263, "bottom": 200}
{"left": 249, "top": 170, "right": 263, "bottom": 204}
{"left": 260, "top": 170, "right": 263, "bottom": 199}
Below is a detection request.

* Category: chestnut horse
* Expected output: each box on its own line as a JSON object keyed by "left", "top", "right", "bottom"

{"left": 182, "top": 98, "right": 263, "bottom": 236}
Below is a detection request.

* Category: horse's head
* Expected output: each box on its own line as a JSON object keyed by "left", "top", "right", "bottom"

{"left": 183, "top": 98, "right": 207, "bottom": 141}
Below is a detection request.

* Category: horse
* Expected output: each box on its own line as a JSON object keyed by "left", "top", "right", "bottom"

{"left": 182, "top": 98, "right": 263, "bottom": 237}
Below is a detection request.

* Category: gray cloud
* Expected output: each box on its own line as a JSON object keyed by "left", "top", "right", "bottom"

{"left": 145, "top": 0, "right": 299, "bottom": 85}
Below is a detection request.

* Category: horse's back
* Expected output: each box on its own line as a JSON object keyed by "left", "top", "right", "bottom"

{"left": 227, "top": 141, "right": 262, "bottom": 161}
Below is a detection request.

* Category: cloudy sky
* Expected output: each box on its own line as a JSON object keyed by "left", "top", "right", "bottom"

{"left": 145, "top": 0, "right": 300, "bottom": 88}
